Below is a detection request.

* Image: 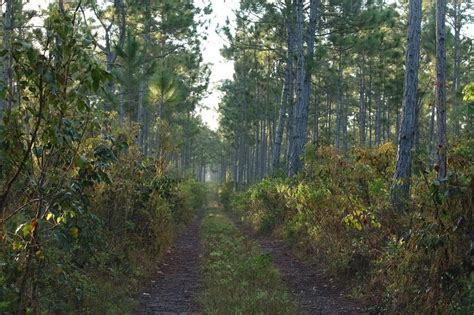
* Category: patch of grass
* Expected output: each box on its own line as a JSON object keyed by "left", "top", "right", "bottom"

{"left": 199, "top": 209, "right": 299, "bottom": 315}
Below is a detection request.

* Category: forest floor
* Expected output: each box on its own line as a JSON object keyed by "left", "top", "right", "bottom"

{"left": 137, "top": 205, "right": 366, "bottom": 314}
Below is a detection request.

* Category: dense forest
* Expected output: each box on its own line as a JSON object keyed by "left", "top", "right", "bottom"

{"left": 0, "top": 0, "right": 473, "bottom": 314}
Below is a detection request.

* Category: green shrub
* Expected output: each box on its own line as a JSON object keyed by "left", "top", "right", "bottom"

{"left": 180, "top": 178, "right": 208, "bottom": 216}
{"left": 245, "top": 178, "right": 290, "bottom": 233}
{"left": 0, "top": 126, "right": 208, "bottom": 313}
{"left": 219, "top": 181, "right": 234, "bottom": 210}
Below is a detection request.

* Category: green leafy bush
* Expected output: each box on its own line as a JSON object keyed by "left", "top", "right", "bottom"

{"left": 219, "top": 181, "right": 234, "bottom": 210}
{"left": 0, "top": 23, "right": 206, "bottom": 309}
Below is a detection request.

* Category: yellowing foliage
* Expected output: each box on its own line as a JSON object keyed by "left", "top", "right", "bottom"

{"left": 227, "top": 143, "right": 473, "bottom": 314}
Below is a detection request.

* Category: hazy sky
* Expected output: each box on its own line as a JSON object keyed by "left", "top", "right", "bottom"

{"left": 197, "top": 0, "right": 239, "bottom": 131}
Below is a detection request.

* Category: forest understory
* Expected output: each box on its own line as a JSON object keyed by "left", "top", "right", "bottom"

{"left": 0, "top": 0, "right": 473, "bottom": 314}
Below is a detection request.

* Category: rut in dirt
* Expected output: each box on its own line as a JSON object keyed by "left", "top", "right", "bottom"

{"left": 136, "top": 213, "right": 203, "bottom": 315}
{"left": 232, "top": 218, "right": 367, "bottom": 315}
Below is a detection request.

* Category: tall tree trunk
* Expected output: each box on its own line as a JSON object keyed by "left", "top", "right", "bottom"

{"left": 436, "top": 0, "right": 447, "bottom": 180}
{"left": 335, "top": 98, "right": 341, "bottom": 149}
{"left": 138, "top": 1, "right": 151, "bottom": 152}
{"left": 254, "top": 124, "right": 260, "bottom": 181}
{"left": 268, "top": 117, "right": 274, "bottom": 174}
{"left": 288, "top": 0, "right": 318, "bottom": 176}
{"left": 428, "top": 103, "right": 435, "bottom": 160}
{"left": 312, "top": 80, "right": 320, "bottom": 143}
{"left": 137, "top": 79, "right": 146, "bottom": 148}
{"left": 452, "top": 0, "right": 461, "bottom": 136}
{"left": 238, "top": 136, "right": 245, "bottom": 186}
{"left": 414, "top": 95, "right": 423, "bottom": 150}
{"left": 108, "top": 0, "right": 126, "bottom": 113}
{"left": 144, "top": 109, "right": 149, "bottom": 156}
{"left": 386, "top": 98, "right": 391, "bottom": 142}
{"left": 232, "top": 145, "right": 238, "bottom": 186}
{"left": 358, "top": 65, "right": 366, "bottom": 146}
{"left": 261, "top": 119, "right": 267, "bottom": 177}
{"left": 287, "top": 0, "right": 304, "bottom": 176}
{"left": 375, "top": 90, "right": 382, "bottom": 146}
{"left": 272, "top": 6, "right": 294, "bottom": 173}
{"left": 391, "top": 0, "right": 422, "bottom": 206}
{"left": 285, "top": 97, "right": 294, "bottom": 172}
{"left": 367, "top": 74, "right": 373, "bottom": 147}
{"left": 1, "top": 0, "right": 14, "bottom": 115}
{"left": 326, "top": 95, "right": 331, "bottom": 142}
{"left": 220, "top": 156, "right": 226, "bottom": 183}
{"left": 335, "top": 53, "right": 343, "bottom": 150}
{"left": 91, "top": 0, "right": 126, "bottom": 113}
{"left": 341, "top": 91, "right": 348, "bottom": 152}
{"left": 59, "top": 0, "right": 66, "bottom": 13}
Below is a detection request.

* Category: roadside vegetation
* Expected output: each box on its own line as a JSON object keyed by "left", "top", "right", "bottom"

{"left": 1, "top": 124, "right": 208, "bottom": 313}
{"left": 0, "top": 2, "right": 210, "bottom": 313}
{"left": 221, "top": 142, "right": 473, "bottom": 314}
{"left": 199, "top": 209, "right": 299, "bottom": 315}
{"left": 1, "top": 0, "right": 472, "bottom": 313}
{"left": 215, "top": 0, "right": 473, "bottom": 313}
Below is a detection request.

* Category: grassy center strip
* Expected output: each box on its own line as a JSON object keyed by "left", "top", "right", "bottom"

{"left": 199, "top": 209, "right": 299, "bottom": 314}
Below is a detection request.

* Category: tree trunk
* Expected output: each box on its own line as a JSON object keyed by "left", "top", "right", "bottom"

{"left": 428, "top": 103, "right": 435, "bottom": 161}
{"left": 335, "top": 53, "right": 343, "bottom": 150}
{"left": 285, "top": 96, "right": 294, "bottom": 172}
{"left": 254, "top": 124, "right": 260, "bottom": 181}
{"left": 452, "top": 0, "right": 461, "bottom": 136}
{"left": 386, "top": 98, "right": 391, "bottom": 141}
{"left": 272, "top": 7, "right": 294, "bottom": 173}
{"left": 367, "top": 74, "right": 373, "bottom": 147}
{"left": 341, "top": 91, "right": 348, "bottom": 152}
{"left": 391, "top": 0, "right": 422, "bottom": 206}
{"left": 358, "top": 65, "right": 366, "bottom": 146}
{"left": 288, "top": 0, "right": 318, "bottom": 176}
{"left": 144, "top": 109, "right": 149, "bottom": 156}
{"left": 138, "top": 1, "right": 151, "bottom": 152}
{"left": 414, "top": 94, "right": 423, "bottom": 150}
{"left": 375, "top": 90, "right": 382, "bottom": 146}
{"left": 261, "top": 119, "right": 267, "bottom": 177}
{"left": 0, "top": 0, "right": 14, "bottom": 114}
{"left": 435, "top": 0, "right": 447, "bottom": 180}
{"left": 137, "top": 79, "right": 146, "bottom": 148}
{"left": 312, "top": 81, "right": 320, "bottom": 143}
{"left": 326, "top": 95, "right": 331, "bottom": 142}
{"left": 232, "top": 146, "right": 238, "bottom": 186}
{"left": 59, "top": 0, "right": 66, "bottom": 13}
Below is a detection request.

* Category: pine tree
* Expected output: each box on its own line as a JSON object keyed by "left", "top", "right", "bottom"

{"left": 391, "top": 0, "right": 423, "bottom": 206}
{"left": 435, "top": 0, "right": 447, "bottom": 180}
